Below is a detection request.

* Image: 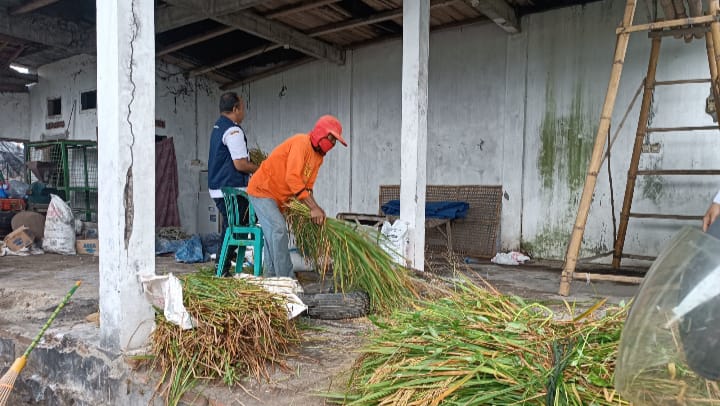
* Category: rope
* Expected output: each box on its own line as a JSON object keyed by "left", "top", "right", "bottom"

{"left": 608, "top": 123, "right": 618, "bottom": 243}
{"left": 601, "top": 80, "right": 644, "bottom": 167}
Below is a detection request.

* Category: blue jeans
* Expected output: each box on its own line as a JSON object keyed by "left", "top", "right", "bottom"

{"left": 248, "top": 196, "right": 294, "bottom": 278}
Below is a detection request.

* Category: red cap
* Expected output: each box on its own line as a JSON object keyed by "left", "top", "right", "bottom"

{"left": 310, "top": 115, "right": 346, "bottom": 147}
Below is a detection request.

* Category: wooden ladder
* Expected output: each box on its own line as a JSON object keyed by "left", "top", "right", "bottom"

{"left": 558, "top": 0, "right": 720, "bottom": 296}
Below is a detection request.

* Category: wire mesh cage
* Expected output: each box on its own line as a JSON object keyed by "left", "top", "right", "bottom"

{"left": 25, "top": 141, "right": 98, "bottom": 222}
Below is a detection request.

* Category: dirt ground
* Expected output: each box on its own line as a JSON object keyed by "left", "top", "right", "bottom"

{"left": 0, "top": 253, "right": 641, "bottom": 405}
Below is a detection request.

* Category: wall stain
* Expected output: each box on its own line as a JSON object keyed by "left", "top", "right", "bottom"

{"left": 640, "top": 174, "right": 665, "bottom": 204}
{"left": 521, "top": 223, "right": 609, "bottom": 259}
{"left": 539, "top": 80, "right": 596, "bottom": 192}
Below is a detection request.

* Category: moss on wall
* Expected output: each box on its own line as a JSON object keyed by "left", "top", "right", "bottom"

{"left": 539, "top": 81, "right": 596, "bottom": 192}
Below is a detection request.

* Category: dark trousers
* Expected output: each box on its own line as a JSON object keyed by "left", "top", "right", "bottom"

{"left": 213, "top": 195, "right": 250, "bottom": 271}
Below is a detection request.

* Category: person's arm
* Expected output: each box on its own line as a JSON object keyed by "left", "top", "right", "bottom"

{"left": 224, "top": 126, "right": 258, "bottom": 174}
{"left": 232, "top": 158, "right": 258, "bottom": 174}
{"left": 300, "top": 192, "right": 326, "bottom": 225}
{"left": 704, "top": 189, "right": 720, "bottom": 231}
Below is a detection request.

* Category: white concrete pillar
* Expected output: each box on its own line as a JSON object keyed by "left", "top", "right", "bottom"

{"left": 96, "top": 0, "right": 156, "bottom": 352}
{"left": 501, "top": 31, "right": 529, "bottom": 250}
{"left": 400, "top": 1, "right": 430, "bottom": 271}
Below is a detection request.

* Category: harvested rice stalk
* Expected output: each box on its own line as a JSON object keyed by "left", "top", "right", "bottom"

{"left": 249, "top": 147, "right": 268, "bottom": 165}
{"left": 152, "top": 271, "right": 300, "bottom": 404}
{"left": 330, "top": 282, "right": 631, "bottom": 406}
{"left": 285, "top": 199, "right": 418, "bottom": 313}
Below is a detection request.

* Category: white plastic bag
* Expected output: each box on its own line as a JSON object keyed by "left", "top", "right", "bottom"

{"left": 42, "top": 194, "right": 76, "bottom": 255}
{"left": 491, "top": 251, "right": 531, "bottom": 266}
{"left": 381, "top": 220, "right": 409, "bottom": 266}
{"left": 141, "top": 273, "right": 194, "bottom": 329}
{"left": 235, "top": 274, "right": 307, "bottom": 319}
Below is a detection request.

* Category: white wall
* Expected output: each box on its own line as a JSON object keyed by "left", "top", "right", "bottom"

{"left": 27, "top": 55, "right": 222, "bottom": 234}
{"left": 237, "top": 0, "right": 720, "bottom": 260}
{"left": 24, "top": 0, "right": 720, "bottom": 259}
{"left": 0, "top": 92, "right": 30, "bottom": 140}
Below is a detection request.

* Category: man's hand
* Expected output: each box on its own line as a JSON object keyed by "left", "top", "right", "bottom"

{"left": 310, "top": 206, "right": 326, "bottom": 225}
{"left": 703, "top": 202, "right": 720, "bottom": 232}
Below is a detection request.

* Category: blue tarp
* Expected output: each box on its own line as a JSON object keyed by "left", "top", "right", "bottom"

{"left": 155, "top": 232, "right": 223, "bottom": 263}
{"left": 381, "top": 200, "right": 469, "bottom": 220}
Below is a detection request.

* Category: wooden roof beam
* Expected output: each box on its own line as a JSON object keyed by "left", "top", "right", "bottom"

{"left": 462, "top": 0, "right": 519, "bottom": 33}
{"left": 220, "top": 57, "right": 314, "bottom": 90}
{"left": 0, "top": 8, "right": 94, "bottom": 54}
{"left": 164, "top": 0, "right": 345, "bottom": 64}
{"left": 308, "top": 0, "right": 458, "bottom": 37}
{"left": 264, "top": 0, "right": 342, "bottom": 19}
{"left": 0, "top": 83, "right": 28, "bottom": 92}
{"left": 157, "top": 27, "right": 235, "bottom": 56}
{"left": 9, "top": 0, "right": 60, "bottom": 15}
{"left": 156, "top": 0, "right": 265, "bottom": 33}
{"left": 191, "top": 0, "right": 457, "bottom": 77}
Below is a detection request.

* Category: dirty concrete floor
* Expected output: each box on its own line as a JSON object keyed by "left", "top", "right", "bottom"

{"left": 0, "top": 253, "right": 642, "bottom": 405}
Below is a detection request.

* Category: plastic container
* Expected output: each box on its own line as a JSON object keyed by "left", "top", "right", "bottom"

{"left": 0, "top": 198, "right": 25, "bottom": 211}
{"left": 616, "top": 226, "right": 720, "bottom": 404}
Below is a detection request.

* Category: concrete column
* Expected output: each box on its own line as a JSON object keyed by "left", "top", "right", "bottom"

{"left": 96, "top": 0, "right": 156, "bottom": 352}
{"left": 501, "top": 30, "right": 529, "bottom": 250}
{"left": 400, "top": 1, "right": 430, "bottom": 271}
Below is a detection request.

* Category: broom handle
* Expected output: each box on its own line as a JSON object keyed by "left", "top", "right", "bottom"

{"left": 23, "top": 281, "right": 82, "bottom": 358}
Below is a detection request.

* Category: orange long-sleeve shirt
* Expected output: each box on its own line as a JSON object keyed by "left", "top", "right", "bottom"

{"left": 247, "top": 133, "right": 324, "bottom": 208}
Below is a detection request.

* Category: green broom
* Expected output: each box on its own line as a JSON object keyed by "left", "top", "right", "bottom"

{"left": 0, "top": 281, "right": 82, "bottom": 406}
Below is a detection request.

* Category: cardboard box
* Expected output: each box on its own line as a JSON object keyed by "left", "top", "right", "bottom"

{"left": 3, "top": 226, "right": 35, "bottom": 252}
{"left": 76, "top": 239, "right": 99, "bottom": 256}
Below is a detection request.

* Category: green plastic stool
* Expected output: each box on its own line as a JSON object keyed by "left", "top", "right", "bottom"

{"left": 216, "top": 187, "right": 263, "bottom": 277}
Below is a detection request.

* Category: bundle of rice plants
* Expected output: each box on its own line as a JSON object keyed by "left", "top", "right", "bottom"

{"left": 285, "top": 200, "right": 418, "bottom": 313}
{"left": 249, "top": 147, "right": 268, "bottom": 165}
{"left": 329, "top": 281, "right": 631, "bottom": 405}
{"left": 151, "top": 271, "right": 300, "bottom": 404}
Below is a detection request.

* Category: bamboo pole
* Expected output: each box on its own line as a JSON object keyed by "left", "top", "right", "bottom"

{"left": 616, "top": 14, "right": 717, "bottom": 33}
{"left": 707, "top": 6, "right": 720, "bottom": 124}
{"left": 705, "top": 33, "right": 720, "bottom": 120}
{"left": 637, "top": 169, "right": 720, "bottom": 174}
{"left": 612, "top": 37, "right": 662, "bottom": 269}
{"left": 628, "top": 212, "right": 704, "bottom": 219}
{"left": 654, "top": 78, "right": 711, "bottom": 85}
{"left": 558, "top": 0, "right": 638, "bottom": 296}
{"left": 646, "top": 125, "right": 719, "bottom": 131}
{"left": 572, "top": 272, "right": 644, "bottom": 284}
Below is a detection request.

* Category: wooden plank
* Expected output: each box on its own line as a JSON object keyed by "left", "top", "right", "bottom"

{"left": 155, "top": 0, "right": 266, "bottom": 33}
{"left": 648, "top": 25, "right": 708, "bottom": 37}
{"left": 462, "top": 0, "right": 519, "bottom": 33}
{"left": 189, "top": 44, "right": 282, "bottom": 77}
{"left": 9, "top": 0, "right": 60, "bottom": 15}
{"left": 613, "top": 37, "right": 661, "bottom": 269}
{"left": 559, "top": 0, "right": 637, "bottom": 296}
{"left": 265, "top": 0, "right": 342, "bottom": 19}
{"left": 308, "top": 0, "right": 457, "bottom": 37}
{"left": 157, "top": 27, "right": 235, "bottom": 56}
{"left": 219, "top": 57, "right": 314, "bottom": 90}
{"left": 572, "top": 272, "right": 644, "bottom": 284}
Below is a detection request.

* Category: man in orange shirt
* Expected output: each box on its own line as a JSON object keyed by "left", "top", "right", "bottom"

{"left": 247, "top": 115, "right": 347, "bottom": 278}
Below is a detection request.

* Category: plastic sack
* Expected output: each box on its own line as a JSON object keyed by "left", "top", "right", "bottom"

{"left": 141, "top": 273, "right": 193, "bottom": 329}
{"left": 42, "top": 194, "right": 76, "bottom": 255}
{"left": 491, "top": 251, "right": 530, "bottom": 265}
{"left": 235, "top": 274, "right": 307, "bottom": 319}
{"left": 7, "top": 180, "right": 29, "bottom": 198}
{"left": 174, "top": 235, "right": 204, "bottom": 263}
{"left": 380, "top": 220, "right": 409, "bottom": 266}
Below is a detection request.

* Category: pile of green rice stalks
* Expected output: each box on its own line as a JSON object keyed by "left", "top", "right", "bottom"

{"left": 285, "top": 200, "right": 419, "bottom": 313}
{"left": 151, "top": 271, "right": 300, "bottom": 405}
{"left": 330, "top": 281, "right": 630, "bottom": 406}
